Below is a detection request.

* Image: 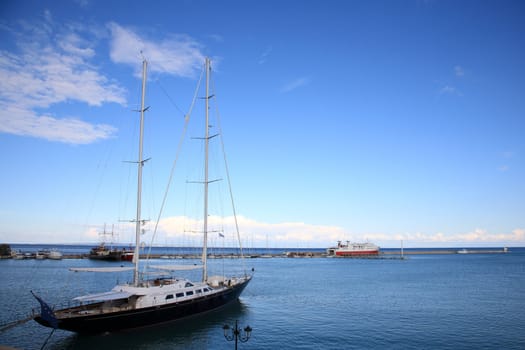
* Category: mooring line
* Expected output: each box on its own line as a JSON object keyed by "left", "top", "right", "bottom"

{"left": 40, "top": 328, "right": 56, "bottom": 350}
{"left": 0, "top": 315, "right": 34, "bottom": 332}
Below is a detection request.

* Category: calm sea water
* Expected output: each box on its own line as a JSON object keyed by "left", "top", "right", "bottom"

{"left": 1, "top": 247, "right": 524, "bottom": 349}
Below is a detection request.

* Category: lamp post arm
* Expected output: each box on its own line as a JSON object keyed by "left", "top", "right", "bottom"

{"left": 222, "top": 320, "right": 252, "bottom": 349}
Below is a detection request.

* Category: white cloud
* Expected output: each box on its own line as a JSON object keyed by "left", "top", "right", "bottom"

{"left": 438, "top": 85, "right": 462, "bottom": 96}
{"left": 0, "top": 17, "right": 126, "bottom": 144}
{"left": 258, "top": 46, "right": 272, "bottom": 64}
{"left": 436, "top": 66, "right": 466, "bottom": 97}
{"left": 58, "top": 33, "right": 96, "bottom": 58}
{"left": 108, "top": 22, "right": 205, "bottom": 78}
{"left": 148, "top": 215, "right": 357, "bottom": 247}
{"left": 280, "top": 77, "right": 310, "bottom": 93}
{"left": 501, "top": 151, "right": 514, "bottom": 159}
{"left": 93, "top": 215, "right": 525, "bottom": 248}
{"left": 454, "top": 65, "right": 465, "bottom": 77}
{"left": 208, "top": 34, "right": 224, "bottom": 43}
{"left": 0, "top": 20, "right": 207, "bottom": 147}
{"left": 3, "top": 211, "right": 524, "bottom": 248}
{"left": 497, "top": 151, "right": 515, "bottom": 172}
{"left": 1, "top": 104, "right": 116, "bottom": 144}
{"left": 457, "top": 228, "right": 525, "bottom": 243}
{"left": 367, "top": 228, "right": 525, "bottom": 247}
{"left": 74, "top": 0, "right": 90, "bottom": 8}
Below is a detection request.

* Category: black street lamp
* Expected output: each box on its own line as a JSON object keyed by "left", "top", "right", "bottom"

{"left": 223, "top": 320, "right": 252, "bottom": 349}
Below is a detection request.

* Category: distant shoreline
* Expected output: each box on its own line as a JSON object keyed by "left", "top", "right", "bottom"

{"left": 3, "top": 243, "right": 522, "bottom": 249}
{"left": 1, "top": 248, "right": 512, "bottom": 260}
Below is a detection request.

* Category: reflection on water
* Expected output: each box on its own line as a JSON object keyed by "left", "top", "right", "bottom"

{"left": 49, "top": 301, "right": 249, "bottom": 350}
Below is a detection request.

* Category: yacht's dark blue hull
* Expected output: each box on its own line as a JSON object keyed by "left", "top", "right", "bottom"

{"left": 34, "top": 277, "right": 251, "bottom": 334}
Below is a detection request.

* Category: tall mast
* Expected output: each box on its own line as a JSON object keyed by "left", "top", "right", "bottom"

{"left": 202, "top": 57, "right": 211, "bottom": 282}
{"left": 133, "top": 59, "right": 147, "bottom": 286}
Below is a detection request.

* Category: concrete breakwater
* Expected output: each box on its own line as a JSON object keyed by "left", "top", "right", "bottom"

{"left": 283, "top": 248, "right": 508, "bottom": 258}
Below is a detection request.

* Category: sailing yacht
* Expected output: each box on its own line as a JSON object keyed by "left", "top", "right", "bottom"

{"left": 32, "top": 58, "right": 252, "bottom": 334}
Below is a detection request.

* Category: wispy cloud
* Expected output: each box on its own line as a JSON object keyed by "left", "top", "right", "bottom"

{"left": 366, "top": 228, "right": 525, "bottom": 246}
{"left": 280, "top": 77, "right": 310, "bottom": 93}
{"left": 0, "top": 18, "right": 207, "bottom": 144}
{"left": 435, "top": 65, "right": 466, "bottom": 97}
{"left": 439, "top": 85, "right": 462, "bottom": 96}
{"left": 454, "top": 65, "right": 465, "bottom": 77}
{"left": 258, "top": 46, "right": 272, "bottom": 64}
{"left": 459, "top": 228, "right": 524, "bottom": 243}
{"left": 73, "top": 0, "right": 90, "bottom": 8}
{"left": 116, "top": 215, "right": 345, "bottom": 247}
{"left": 498, "top": 150, "right": 515, "bottom": 172}
{"left": 108, "top": 22, "right": 205, "bottom": 78}
{"left": 0, "top": 16, "right": 125, "bottom": 144}
{"left": 208, "top": 34, "right": 224, "bottom": 43}
{"left": 1, "top": 105, "right": 116, "bottom": 144}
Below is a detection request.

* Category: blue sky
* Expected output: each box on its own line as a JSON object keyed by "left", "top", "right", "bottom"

{"left": 1, "top": 0, "right": 524, "bottom": 248}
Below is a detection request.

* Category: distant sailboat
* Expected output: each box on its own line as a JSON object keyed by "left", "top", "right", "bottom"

{"left": 32, "top": 58, "right": 252, "bottom": 334}
{"left": 88, "top": 224, "right": 129, "bottom": 261}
